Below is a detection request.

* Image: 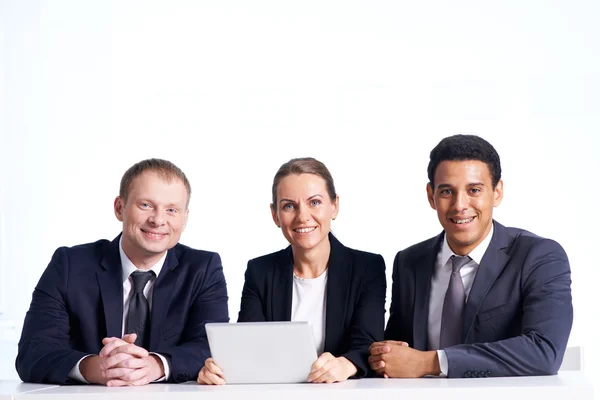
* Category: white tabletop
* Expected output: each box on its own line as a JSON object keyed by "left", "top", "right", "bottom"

{"left": 0, "top": 381, "right": 56, "bottom": 400}
{"left": 3, "top": 372, "right": 594, "bottom": 400}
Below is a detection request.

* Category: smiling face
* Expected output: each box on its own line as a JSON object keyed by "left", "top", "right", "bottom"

{"left": 427, "top": 160, "right": 503, "bottom": 256}
{"left": 271, "top": 173, "right": 339, "bottom": 254}
{"left": 114, "top": 170, "right": 189, "bottom": 269}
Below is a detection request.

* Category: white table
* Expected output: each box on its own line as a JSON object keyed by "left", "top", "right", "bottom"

{"left": 2, "top": 372, "right": 594, "bottom": 400}
{"left": 0, "top": 382, "right": 55, "bottom": 400}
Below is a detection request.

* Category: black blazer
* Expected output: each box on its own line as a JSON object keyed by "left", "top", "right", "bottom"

{"left": 238, "top": 233, "right": 386, "bottom": 376}
{"left": 16, "top": 235, "right": 230, "bottom": 384}
{"left": 385, "top": 221, "right": 572, "bottom": 377}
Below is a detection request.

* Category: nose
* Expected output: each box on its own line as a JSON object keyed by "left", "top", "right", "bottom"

{"left": 148, "top": 209, "right": 166, "bottom": 226}
{"left": 296, "top": 203, "right": 311, "bottom": 223}
{"left": 452, "top": 191, "right": 469, "bottom": 213}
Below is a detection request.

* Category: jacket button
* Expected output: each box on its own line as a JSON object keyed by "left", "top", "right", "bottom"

{"left": 464, "top": 372, "right": 472, "bottom": 378}
{"left": 485, "top": 371, "right": 492, "bottom": 377}
{"left": 478, "top": 372, "right": 486, "bottom": 378}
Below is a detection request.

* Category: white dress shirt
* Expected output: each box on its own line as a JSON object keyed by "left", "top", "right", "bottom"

{"left": 291, "top": 269, "right": 328, "bottom": 355}
{"left": 68, "top": 238, "right": 171, "bottom": 382}
{"left": 429, "top": 225, "right": 494, "bottom": 376}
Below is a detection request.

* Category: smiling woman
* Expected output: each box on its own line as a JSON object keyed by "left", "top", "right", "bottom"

{"left": 197, "top": 157, "right": 387, "bottom": 385}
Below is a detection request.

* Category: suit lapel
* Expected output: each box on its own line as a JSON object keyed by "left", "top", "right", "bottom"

{"left": 97, "top": 236, "right": 124, "bottom": 338}
{"left": 413, "top": 233, "right": 443, "bottom": 350}
{"left": 462, "top": 221, "right": 510, "bottom": 341}
{"left": 324, "top": 234, "right": 351, "bottom": 352}
{"left": 149, "top": 248, "right": 180, "bottom": 350}
{"left": 272, "top": 246, "right": 293, "bottom": 321}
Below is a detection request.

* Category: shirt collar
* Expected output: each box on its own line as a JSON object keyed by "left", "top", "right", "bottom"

{"left": 119, "top": 236, "right": 167, "bottom": 283}
{"left": 440, "top": 224, "right": 494, "bottom": 267}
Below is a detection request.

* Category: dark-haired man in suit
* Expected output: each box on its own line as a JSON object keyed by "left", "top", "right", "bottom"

{"left": 370, "top": 135, "right": 572, "bottom": 378}
{"left": 17, "top": 158, "right": 229, "bottom": 385}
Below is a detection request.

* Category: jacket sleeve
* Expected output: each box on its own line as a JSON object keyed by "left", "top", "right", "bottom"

{"left": 16, "top": 247, "right": 90, "bottom": 384}
{"left": 237, "top": 261, "right": 267, "bottom": 322}
{"left": 384, "top": 251, "right": 413, "bottom": 343}
{"left": 445, "top": 239, "right": 573, "bottom": 378}
{"left": 155, "top": 252, "right": 229, "bottom": 383}
{"left": 339, "top": 254, "right": 387, "bottom": 377}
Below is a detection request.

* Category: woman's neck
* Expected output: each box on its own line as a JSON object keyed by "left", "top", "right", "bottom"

{"left": 292, "top": 236, "right": 331, "bottom": 279}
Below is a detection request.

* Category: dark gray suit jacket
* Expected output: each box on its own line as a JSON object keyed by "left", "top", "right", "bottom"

{"left": 385, "top": 221, "right": 572, "bottom": 378}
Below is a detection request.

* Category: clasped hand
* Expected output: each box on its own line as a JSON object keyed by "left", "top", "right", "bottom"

{"left": 81, "top": 333, "right": 164, "bottom": 386}
{"left": 368, "top": 340, "right": 440, "bottom": 378}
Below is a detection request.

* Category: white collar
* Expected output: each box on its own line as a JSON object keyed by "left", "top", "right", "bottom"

{"left": 439, "top": 223, "right": 494, "bottom": 267}
{"left": 119, "top": 236, "right": 167, "bottom": 283}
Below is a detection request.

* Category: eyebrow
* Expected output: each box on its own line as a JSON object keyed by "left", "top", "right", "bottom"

{"left": 436, "top": 182, "right": 484, "bottom": 189}
{"left": 278, "top": 194, "right": 323, "bottom": 203}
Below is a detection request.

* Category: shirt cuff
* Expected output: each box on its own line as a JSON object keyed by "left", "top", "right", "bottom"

{"left": 68, "top": 355, "right": 93, "bottom": 383}
{"left": 150, "top": 352, "right": 171, "bottom": 382}
{"left": 437, "top": 349, "right": 449, "bottom": 377}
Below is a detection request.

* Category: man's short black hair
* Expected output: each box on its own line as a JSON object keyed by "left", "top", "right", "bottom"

{"left": 427, "top": 134, "right": 502, "bottom": 188}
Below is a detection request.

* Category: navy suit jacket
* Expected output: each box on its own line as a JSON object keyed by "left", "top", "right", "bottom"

{"left": 238, "top": 233, "right": 386, "bottom": 376}
{"left": 16, "top": 235, "right": 229, "bottom": 384}
{"left": 385, "top": 221, "right": 572, "bottom": 378}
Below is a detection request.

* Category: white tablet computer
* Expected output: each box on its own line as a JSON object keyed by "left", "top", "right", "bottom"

{"left": 205, "top": 321, "right": 318, "bottom": 384}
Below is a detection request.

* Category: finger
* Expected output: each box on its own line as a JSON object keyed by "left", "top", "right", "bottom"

{"left": 311, "top": 366, "right": 337, "bottom": 384}
{"left": 101, "top": 353, "right": 134, "bottom": 370}
{"left": 383, "top": 373, "right": 389, "bottom": 379}
{"left": 102, "top": 367, "right": 138, "bottom": 379}
{"left": 369, "top": 343, "right": 389, "bottom": 354}
{"left": 106, "top": 379, "right": 131, "bottom": 387}
{"left": 308, "top": 358, "right": 335, "bottom": 382}
{"left": 370, "top": 341, "right": 386, "bottom": 350}
{"left": 99, "top": 339, "right": 129, "bottom": 357}
{"left": 310, "top": 352, "right": 334, "bottom": 374}
{"left": 108, "top": 343, "right": 149, "bottom": 359}
{"left": 369, "top": 345, "right": 391, "bottom": 356}
{"left": 197, "top": 368, "right": 210, "bottom": 385}
{"left": 368, "top": 354, "right": 383, "bottom": 365}
{"left": 128, "top": 375, "right": 152, "bottom": 386}
{"left": 115, "top": 366, "right": 150, "bottom": 383}
{"left": 205, "top": 360, "right": 224, "bottom": 376}
{"left": 370, "top": 360, "right": 385, "bottom": 371}
{"left": 105, "top": 367, "right": 150, "bottom": 386}
{"left": 112, "top": 356, "right": 149, "bottom": 370}
{"left": 385, "top": 340, "right": 409, "bottom": 347}
{"left": 309, "top": 368, "right": 330, "bottom": 383}
{"left": 105, "top": 372, "right": 151, "bottom": 387}
{"left": 101, "top": 337, "right": 121, "bottom": 346}
{"left": 198, "top": 369, "right": 226, "bottom": 385}
{"left": 122, "top": 333, "right": 137, "bottom": 344}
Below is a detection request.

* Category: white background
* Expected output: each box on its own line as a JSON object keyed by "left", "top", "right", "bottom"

{"left": 1, "top": 0, "right": 599, "bottom": 386}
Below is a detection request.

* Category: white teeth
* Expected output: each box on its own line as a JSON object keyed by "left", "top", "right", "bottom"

{"left": 295, "top": 227, "right": 316, "bottom": 233}
{"left": 145, "top": 231, "right": 164, "bottom": 237}
{"left": 454, "top": 218, "right": 474, "bottom": 224}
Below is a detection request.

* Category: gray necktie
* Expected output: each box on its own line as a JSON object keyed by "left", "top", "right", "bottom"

{"left": 439, "top": 255, "right": 471, "bottom": 349}
{"left": 126, "top": 270, "right": 155, "bottom": 349}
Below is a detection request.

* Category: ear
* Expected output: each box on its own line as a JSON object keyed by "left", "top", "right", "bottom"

{"left": 270, "top": 203, "right": 280, "bottom": 228}
{"left": 182, "top": 208, "right": 190, "bottom": 232}
{"left": 426, "top": 183, "right": 436, "bottom": 210}
{"left": 114, "top": 196, "right": 125, "bottom": 222}
{"left": 331, "top": 195, "right": 340, "bottom": 220}
{"left": 493, "top": 179, "right": 504, "bottom": 207}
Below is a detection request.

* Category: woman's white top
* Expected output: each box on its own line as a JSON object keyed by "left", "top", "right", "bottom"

{"left": 291, "top": 269, "right": 328, "bottom": 355}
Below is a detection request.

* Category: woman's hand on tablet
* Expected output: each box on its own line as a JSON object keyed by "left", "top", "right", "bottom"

{"left": 197, "top": 358, "right": 226, "bottom": 385}
{"left": 307, "top": 352, "right": 357, "bottom": 383}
